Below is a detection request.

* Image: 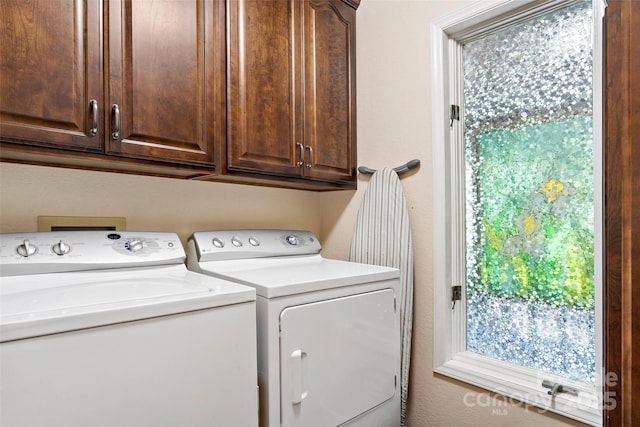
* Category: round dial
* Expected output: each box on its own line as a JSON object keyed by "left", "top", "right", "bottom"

{"left": 16, "top": 240, "right": 37, "bottom": 257}
{"left": 52, "top": 240, "right": 71, "bottom": 256}
{"left": 125, "top": 239, "right": 144, "bottom": 252}
{"left": 285, "top": 235, "right": 299, "bottom": 246}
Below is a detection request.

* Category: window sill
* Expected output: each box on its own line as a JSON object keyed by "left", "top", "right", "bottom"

{"left": 435, "top": 351, "right": 601, "bottom": 426}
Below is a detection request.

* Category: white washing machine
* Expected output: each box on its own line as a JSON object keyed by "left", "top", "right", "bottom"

{"left": 0, "top": 231, "right": 258, "bottom": 427}
{"left": 187, "top": 229, "right": 401, "bottom": 427}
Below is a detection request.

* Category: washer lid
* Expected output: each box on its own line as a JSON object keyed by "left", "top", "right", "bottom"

{"left": 195, "top": 255, "right": 399, "bottom": 298}
{"left": 0, "top": 265, "right": 255, "bottom": 342}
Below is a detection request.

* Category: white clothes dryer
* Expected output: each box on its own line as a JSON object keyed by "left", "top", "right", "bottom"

{"left": 0, "top": 231, "right": 258, "bottom": 427}
{"left": 187, "top": 229, "right": 401, "bottom": 427}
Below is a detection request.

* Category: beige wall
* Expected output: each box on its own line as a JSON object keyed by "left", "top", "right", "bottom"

{"left": 0, "top": 1, "right": 586, "bottom": 426}
{"left": 0, "top": 164, "right": 322, "bottom": 244}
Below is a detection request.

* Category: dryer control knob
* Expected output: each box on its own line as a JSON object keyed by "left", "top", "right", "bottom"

{"left": 16, "top": 240, "right": 37, "bottom": 257}
{"left": 212, "top": 237, "right": 225, "bottom": 248}
{"left": 126, "top": 239, "right": 144, "bottom": 252}
{"left": 52, "top": 240, "right": 71, "bottom": 256}
{"left": 285, "top": 235, "right": 299, "bottom": 246}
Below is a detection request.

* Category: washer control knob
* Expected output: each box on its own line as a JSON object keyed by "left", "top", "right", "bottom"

{"left": 52, "top": 240, "right": 71, "bottom": 256}
{"left": 126, "top": 239, "right": 144, "bottom": 252}
{"left": 16, "top": 240, "right": 37, "bottom": 257}
{"left": 231, "top": 236, "right": 243, "bottom": 247}
{"left": 248, "top": 236, "right": 260, "bottom": 247}
{"left": 212, "top": 237, "right": 225, "bottom": 248}
{"left": 285, "top": 235, "right": 299, "bottom": 246}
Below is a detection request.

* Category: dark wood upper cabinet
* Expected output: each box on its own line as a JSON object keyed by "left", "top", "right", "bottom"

{"left": 1, "top": 0, "right": 222, "bottom": 175}
{"left": 0, "top": 0, "right": 103, "bottom": 151}
{"left": 302, "top": 0, "right": 356, "bottom": 184}
{"left": 227, "top": 0, "right": 357, "bottom": 188}
{"left": 227, "top": 0, "right": 302, "bottom": 177}
{"left": 105, "top": 0, "right": 223, "bottom": 167}
{"left": 1, "top": 0, "right": 357, "bottom": 189}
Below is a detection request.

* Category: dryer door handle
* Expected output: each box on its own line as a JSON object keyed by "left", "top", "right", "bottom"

{"left": 291, "top": 349, "right": 308, "bottom": 405}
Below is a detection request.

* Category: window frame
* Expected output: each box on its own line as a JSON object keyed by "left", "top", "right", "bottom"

{"left": 430, "top": 1, "right": 604, "bottom": 425}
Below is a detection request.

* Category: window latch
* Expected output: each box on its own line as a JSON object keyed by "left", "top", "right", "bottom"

{"left": 451, "top": 285, "right": 462, "bottom": 309}
{"left": 450, "top": 104, "right": 460, "bottom": 127}
{"left": 542, "top": 380, "right": 579, "bottom": 397}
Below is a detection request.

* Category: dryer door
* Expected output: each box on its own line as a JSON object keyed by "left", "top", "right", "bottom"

{"left": 279, "top": 289, "right": 398, "bottom": 427}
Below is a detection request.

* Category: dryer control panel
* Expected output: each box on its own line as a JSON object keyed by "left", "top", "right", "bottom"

{"left": 0, "top": 231, "right": 184, "bottom": 276}
{"left": 190, "top": 229, "right": 322, "bottom": 262}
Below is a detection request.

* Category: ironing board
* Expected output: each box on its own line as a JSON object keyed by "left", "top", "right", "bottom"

{"left": 350, "top": 168, "right": 414, "bottom": 427}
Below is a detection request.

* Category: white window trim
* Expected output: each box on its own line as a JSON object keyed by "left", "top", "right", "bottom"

{"left": 431, "top": 1, "right": 604, "bottom": 425}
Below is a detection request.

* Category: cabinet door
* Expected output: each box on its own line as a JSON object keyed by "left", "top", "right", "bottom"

{"left": 302, "top": 0, "right": 356, "bottom": 184}
{"left": 227, "top": 0, "right": 302, "bottom": 177}
{"left": 106, "top": 0, "right": 221, "bottom": 167}
{"left": 0, "top": 0, "right": 102, "bottom": 151}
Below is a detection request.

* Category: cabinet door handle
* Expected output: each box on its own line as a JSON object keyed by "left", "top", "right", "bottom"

{"left": 305, "top": 145, "right": 313, "bottom": 169}
{"left": 296, "top": 142, "right": 304, "bottom": 167}
{"left": 89, "top": 99, "right": 98, "bottom": 136}
{"left": 111, "top": 104, "right": 120, "bottom": 140}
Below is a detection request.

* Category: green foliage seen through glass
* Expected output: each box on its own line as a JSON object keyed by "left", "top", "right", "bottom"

{"left": 468, "top": 116, "right": 594, "bottom": 309}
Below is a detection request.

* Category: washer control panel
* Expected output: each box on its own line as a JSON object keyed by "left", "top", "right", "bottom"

{"left": 0, "top": 231, "right": 184, "bottom": 276}
{"left": 190, "top": 229, "right": 322, "bottom": 262}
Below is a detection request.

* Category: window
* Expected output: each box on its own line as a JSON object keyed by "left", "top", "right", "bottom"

{"left": 431, "top": 0, "right": 604, "bottom": 425}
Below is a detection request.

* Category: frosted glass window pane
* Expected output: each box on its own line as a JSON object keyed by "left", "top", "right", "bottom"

{"left": 463, "top": 0, "right": 595, "bottom": 383}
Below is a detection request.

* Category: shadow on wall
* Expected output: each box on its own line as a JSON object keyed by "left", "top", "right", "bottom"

{"left": 318, "top": 189, "right": 358, "bottom": 259}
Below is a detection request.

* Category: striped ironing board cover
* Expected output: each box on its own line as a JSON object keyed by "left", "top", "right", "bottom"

{"left": 350, "top": 168, "right": 414, "bottom": 427}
